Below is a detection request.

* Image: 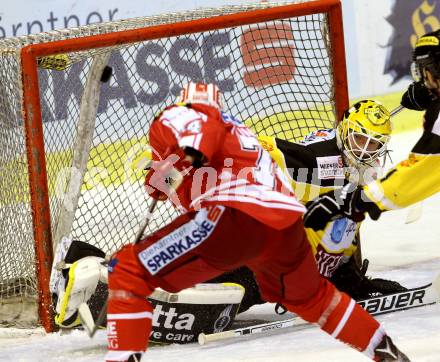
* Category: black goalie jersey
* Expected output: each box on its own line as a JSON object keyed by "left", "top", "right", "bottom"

{"left": 258, "top": 130, "right": 361, "bottom": 278}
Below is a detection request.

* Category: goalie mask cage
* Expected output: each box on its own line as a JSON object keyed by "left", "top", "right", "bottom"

{"left": 0, "top": 0, "right": 347, "bottom": 332}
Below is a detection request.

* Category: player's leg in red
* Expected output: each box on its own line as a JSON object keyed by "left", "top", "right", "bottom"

{"left": 105, "top": 244, "right": 156, "bottom": 362}
{"left": 105, "top": 206, "right": 233, "bottom": 361}
{"left": 104, "top": 205, "right": 292, "bottom": 361}
{"left": 106, "top": 207, "right": 409, "bottom": 361}
{"left": 250, "top": 219, "right": 409, "bottom": 361}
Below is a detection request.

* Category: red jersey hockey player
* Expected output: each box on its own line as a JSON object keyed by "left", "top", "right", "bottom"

{"left": 105, "top": 82, "right": 409, "bottom": 362}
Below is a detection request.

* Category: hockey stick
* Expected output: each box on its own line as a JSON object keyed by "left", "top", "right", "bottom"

{"left": 198, "top": 317, "right": 308, "bottom": 345}
{"left": 390, "top": 104, "right": 404, "bottom": 117}
{"left": 79, "top": 198, "right": 158, "bottom": 338}
{"left": 133, "top": 199, "right": 158, "bottom": 244}
{"left": 199, "top": 273, "right": 440, "bottom": 345}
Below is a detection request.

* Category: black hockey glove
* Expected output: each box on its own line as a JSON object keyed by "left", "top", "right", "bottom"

{"left": 304, "top": 184, "right": 385, "bottom": 231}
{"left": 401, "top": 81, "right": 438, "bottom": 111}
{"left": 303, "top": 184, "right": 365, "bottom": 231}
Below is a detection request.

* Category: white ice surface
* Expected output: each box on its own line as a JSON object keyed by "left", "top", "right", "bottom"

{"left": 1, "top": 129, "right": 439, "bottom": 362}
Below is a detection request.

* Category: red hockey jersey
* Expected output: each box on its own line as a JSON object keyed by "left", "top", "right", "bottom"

{"left": 148, "top": 103, "right": 305, "bottom": 230}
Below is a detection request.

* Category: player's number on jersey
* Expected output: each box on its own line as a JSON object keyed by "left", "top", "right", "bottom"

{"left": 235, "top": 127, "right": 275, "bottom": 188}
{"left": 254, "top": 149, "right": 276, "bottom": 189}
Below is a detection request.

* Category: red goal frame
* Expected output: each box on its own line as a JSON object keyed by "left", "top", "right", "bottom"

{"left": 20, "top": 0, "right": 348, "bottom": 332}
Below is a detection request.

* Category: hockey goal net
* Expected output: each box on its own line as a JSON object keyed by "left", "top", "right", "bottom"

{"left": 0, "top": 0, "right": 347, "bottom": 331}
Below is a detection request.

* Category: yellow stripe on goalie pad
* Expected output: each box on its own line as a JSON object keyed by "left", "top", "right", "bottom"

{"left": 55, "top": 262, "right": 82, "bottom": 328}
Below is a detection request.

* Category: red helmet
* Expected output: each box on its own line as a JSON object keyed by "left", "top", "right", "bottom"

{"left": 177, "top": 82, "right": 223, "bottom": 109}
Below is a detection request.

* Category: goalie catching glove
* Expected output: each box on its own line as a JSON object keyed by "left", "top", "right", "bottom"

{"left": 50, "top": 238, "right": 244, "bottom": 343}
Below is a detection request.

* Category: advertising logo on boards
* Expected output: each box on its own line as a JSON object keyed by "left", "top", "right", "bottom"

{"left": 384, "top": 0, "right": 440, "bottom": 84}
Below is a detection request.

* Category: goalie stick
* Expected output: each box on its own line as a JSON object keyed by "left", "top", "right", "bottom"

{"left": 198, "top": 273, "right": 440, "bottom": 345}
{"left": 78, "top": 199, "right": 158, "bottom": 338}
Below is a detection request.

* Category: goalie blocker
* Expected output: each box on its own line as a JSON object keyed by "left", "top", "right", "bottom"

{"left": 49, "top": 238, "right": 244, "bottom": 344}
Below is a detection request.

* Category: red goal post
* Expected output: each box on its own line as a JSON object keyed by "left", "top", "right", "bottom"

{"left": 0, "top": 0, "right": 348, "bottom": 332}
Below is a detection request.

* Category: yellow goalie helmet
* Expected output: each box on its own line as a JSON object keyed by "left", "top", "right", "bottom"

{"left": 336, "top": 100, "right": 392, "bottom": 167}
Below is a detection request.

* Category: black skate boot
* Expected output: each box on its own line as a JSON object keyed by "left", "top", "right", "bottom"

{"left": 128, "top": 353, "right": 142, "bottom": 362}
{"left": 374, "top": 335, "right": 411, "bottom": 362}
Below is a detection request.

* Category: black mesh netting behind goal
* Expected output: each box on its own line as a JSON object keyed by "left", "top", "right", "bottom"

{"left": 0, "top": 1, "right": 343, "bottom": 327}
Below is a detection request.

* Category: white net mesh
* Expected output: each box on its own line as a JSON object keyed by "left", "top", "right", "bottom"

{"left": 0, "top": 0, "right": 343, "bottom": 328}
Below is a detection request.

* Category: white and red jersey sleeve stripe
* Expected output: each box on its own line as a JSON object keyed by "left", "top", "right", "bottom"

{"left": 149, "top": 104, "right": 304, "bottom": 229}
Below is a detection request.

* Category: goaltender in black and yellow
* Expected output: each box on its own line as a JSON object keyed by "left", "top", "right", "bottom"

{"left": 304, "top": 29, "right": 440, "bottom": 233}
